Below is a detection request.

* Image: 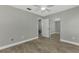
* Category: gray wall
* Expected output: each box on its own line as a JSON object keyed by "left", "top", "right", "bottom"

{"left": 55, "top": 21, "right": 60, "bottom": 33}
{"left": 46, "top": 15, "right": 55, "bottom": 34}
{"left": 48, "top": 6, "right": 79, "bottom": 43}
{"left": 0, "top": 6, "right": 41, "bottom": 47}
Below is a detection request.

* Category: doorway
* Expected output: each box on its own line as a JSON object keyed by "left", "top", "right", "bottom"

{"left": 38, "top": 19, "right": 50, "bottom": 38}
{"left": 38, "top": 19, "right": 42, "bottom": 37}
{"left": 55, "top": 21, "right": 60, "bottom": 33}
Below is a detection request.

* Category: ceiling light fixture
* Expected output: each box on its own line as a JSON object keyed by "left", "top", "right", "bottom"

{"left": 41, "top": 7, "right": 46, "bottom": 11}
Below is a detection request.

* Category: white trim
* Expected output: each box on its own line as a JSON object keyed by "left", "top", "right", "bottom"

{"left": 0, "top": 37, "right": 38, "bottom": 50}
{"left": 54, "top": 18, "right": 61, "bottom": 22}
{"left": 60, "top": 39, "right": 79, "bottom": 46}
{"left": 51, "top": 32, "right": 60, "bottom": 35}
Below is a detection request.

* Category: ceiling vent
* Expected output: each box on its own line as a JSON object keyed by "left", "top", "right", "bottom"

{"left": 27, "top": 8, "right": 32, "bottom": 10}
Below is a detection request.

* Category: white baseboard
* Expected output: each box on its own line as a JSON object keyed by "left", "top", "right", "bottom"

{"left": 51, "top": 32, "right": 60, "bottom": 35}
{"left": 60, "top": 39, "right": 79, "bottom": 46}
{"left": 0, "top": 37, "right": 38, "bottom": 50}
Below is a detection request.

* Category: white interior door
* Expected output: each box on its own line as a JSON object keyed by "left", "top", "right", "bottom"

{"left": 42, "top": 19, "right": 50, "bottom": 38}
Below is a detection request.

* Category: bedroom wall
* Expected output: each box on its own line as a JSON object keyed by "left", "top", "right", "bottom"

{"left": 47, "top": 6, "right": 79, "bottom": 44}
{"left": 0, "top": 5, "right": 41, "bottom": 47}
{"left": 44, "top": 16, "right": 55, "bottom": 34}
{"left": 55, "top": 21, "right": 60, "bottom": 33}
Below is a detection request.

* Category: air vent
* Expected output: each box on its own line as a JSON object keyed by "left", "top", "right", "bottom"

{"left": 27, "top": 8, "right": 32, "bottom": 10}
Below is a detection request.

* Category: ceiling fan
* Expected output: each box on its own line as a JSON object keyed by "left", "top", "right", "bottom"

{"left": 34, "top": 5, "right": 54, "bottom": 13}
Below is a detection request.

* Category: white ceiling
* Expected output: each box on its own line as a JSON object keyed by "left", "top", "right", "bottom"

{"left": 11, "top": 5, "right": 77, "bottom": 17}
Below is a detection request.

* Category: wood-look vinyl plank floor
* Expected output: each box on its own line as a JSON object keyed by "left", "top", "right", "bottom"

{"left": 0, "top": 34, "right": 79, "bottom": 53}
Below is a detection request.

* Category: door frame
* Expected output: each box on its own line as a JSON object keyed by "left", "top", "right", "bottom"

{"left": 37, "top": 18, "right": 50, "bottom": 38}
